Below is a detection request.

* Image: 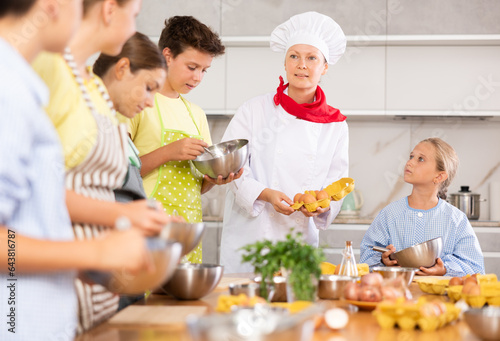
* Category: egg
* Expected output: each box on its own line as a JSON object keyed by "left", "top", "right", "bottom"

{"left": 316, "top": 190, "right": 329, "bottom": 200}
{"left": 468, "top": 284, "right": 482, "bottom": 296}
{"left": 462, "top": 281, "right": 477, "bottom": 294}
{"left": 300, "top": 193, "right": 316, "bottom": 204}
{"left": 464, "top": 276, "right": 478, "bottom": 285}
{"left": 449, "top": 277, "right": 463, "bottom": 286}
{"left": 293, "top": 193, "right": 302, "bottom": 203}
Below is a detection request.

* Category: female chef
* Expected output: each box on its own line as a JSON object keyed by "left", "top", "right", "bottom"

{"left": 220, "top": 12, "right": 349, "bottom": 273}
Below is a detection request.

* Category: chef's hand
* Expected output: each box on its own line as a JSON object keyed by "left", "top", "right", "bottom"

{"left": 163, "top": 138, "right": 208, "bottom": 161}
{"left": 97, "top": 229, "right": 154, "bottom": 274}
{"left": 299, "top": 205, "right": 330, "bottom": 217}
{"left": 417, "top": 258, "right": 446, "bottom": 276}
{"left": 203, "top": 168, "right": 244, "bottom": 185}
{"left": 258, "top": 188, "right": 295, "bottom": 215}
{"left": 381, "top": 244, "right": 398, "bottom": 266}
{"left": 122, "top": 200, "right": 178, "bottom": 236}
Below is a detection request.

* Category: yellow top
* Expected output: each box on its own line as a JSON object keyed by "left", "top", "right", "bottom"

{"left": 33, "top": 52, "right": 117, "bottom": 169}
{"left": 128, "top": 93, "right": 212, "bottom": 197}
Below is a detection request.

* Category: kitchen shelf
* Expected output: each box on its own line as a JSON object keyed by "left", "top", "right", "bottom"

{"left": 219, "top": 34, "right": 500, "bottom": 47}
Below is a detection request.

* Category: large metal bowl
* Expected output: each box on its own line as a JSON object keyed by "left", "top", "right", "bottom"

{"left": 317, "top": 275, "right": 359, "bottom": 300}
{"left": 81, "top": 239, "right": 182, "bottom": 295}
{"left": 372, "top": 237, "right": 443, "bottom": 268}
{"left": 159, "top": 263, "right": 224, "bottom": 300}
{"left": 371, "top": 266, "right": 417, "bottom": 286}
{"left": 160, "top": 222, "right": 206, "bottom": 257}
{"left": 191, "top": 139, "right": 248, "bottom": 179}
{"left": 464, "top": 306, "right": 500, "bottom": 341}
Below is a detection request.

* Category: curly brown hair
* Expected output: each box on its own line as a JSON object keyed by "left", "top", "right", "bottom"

{"left": 0, "top": 0, "right": 36, "bottom": 17}
{"left": 93, "top": 32, "right": 166, "bottom": 77}
{"left": 158, "top": 16, "right": 225, "bottom": 58}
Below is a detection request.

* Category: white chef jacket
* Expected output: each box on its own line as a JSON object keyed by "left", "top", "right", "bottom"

{"left": 220, "top": 92, "right": 349, "bottom": 273}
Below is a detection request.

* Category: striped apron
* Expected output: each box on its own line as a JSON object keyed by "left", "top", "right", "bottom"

{"left": 66, "top": 112, "right": 128, "bottom": 333}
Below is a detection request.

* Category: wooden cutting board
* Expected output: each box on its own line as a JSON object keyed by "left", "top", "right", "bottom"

{"left": 108, "top": 305, "right": 207, "bottom": 329}
{"left": 413, "top": 276, "right": 451, "bottom": 282}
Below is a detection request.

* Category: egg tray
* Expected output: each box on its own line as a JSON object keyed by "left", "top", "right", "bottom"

{"left": 417, "top": 274, "right": 498, "bottom": 295}
{"left": 447, "top": 282, "right": 500, "bottom": 308}
{"left": 373, "top": 297, "right": 460, "bottom": 331}
{"left": 290, "top": 177, "right": 355, "bottom": 213}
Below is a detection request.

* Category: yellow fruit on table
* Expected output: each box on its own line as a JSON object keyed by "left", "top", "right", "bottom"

{"left": 320, "top": 262, "right": 337, "bottom": 275}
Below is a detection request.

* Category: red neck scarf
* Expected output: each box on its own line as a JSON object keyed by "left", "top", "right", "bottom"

{"left": 273, "top": 76, "right": 346, "bottom": 123}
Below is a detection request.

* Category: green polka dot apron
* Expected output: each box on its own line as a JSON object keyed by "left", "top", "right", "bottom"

{"left": 150, "top": 95, "right": 204, "bottom": 263}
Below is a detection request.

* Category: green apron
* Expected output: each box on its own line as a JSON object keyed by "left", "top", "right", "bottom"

{"left": 150, "top": 95, "right": 204, "bottom": 263}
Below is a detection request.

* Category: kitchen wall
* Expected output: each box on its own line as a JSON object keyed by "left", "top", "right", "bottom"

{"left": 137, "top": 0, "right": 500, "bottom": 221}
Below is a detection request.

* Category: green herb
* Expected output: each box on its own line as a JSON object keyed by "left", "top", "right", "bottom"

{"left": 240, "top": 231, "right": 325, "bottom": 301}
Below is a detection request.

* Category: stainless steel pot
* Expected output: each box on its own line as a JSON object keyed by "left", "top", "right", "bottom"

{"left": 448, "top": 186, "right": 486, "bottom": 220}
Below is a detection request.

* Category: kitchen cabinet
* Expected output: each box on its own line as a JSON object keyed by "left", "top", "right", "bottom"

{"left": 320, "top": 223, "right": 500, "bottom": 276}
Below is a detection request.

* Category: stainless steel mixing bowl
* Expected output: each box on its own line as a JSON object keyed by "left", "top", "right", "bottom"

{"left": 372, "top": 237, "right": 442, "bottom": 268}
{"left": 160, "top": 222, "right": 206, "bottom": 257}
{"left": 82, "top": 239, "right": 182, "bottom": 295}
{"left": 317, "top": 275, "right": 359, "bottom": 300}
{"left": 191, "top": 139, "right": 248, "bottom": 179}
{"left": 464, "top": 306, "right": 500, "bottom": 341}
{"left": 159, "top": 263, "right": 224, "bottom": 300}
{"left": 371, "top": 266, "right": 418, "bottom": 286}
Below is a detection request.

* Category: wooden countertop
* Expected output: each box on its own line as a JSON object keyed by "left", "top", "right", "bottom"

{"left": 76, "top": 274, "right": 482, "bottom": 341}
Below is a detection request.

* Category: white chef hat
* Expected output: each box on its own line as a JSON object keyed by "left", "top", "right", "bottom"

{"left": 270, "top": 11, "right": 346, "bottom": 65}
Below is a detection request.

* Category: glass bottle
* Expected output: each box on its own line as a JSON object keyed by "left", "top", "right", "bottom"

{"left": 338, "top": 241, "right": 358, "bottom": 277}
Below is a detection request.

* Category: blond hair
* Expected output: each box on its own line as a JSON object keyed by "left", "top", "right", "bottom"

{"left": 420, "top": 137, "right": 459, "bottom": 200}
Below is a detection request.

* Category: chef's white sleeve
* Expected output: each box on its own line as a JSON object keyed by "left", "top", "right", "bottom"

{"left": 222, "top": 104, "right": 267, "bottom": 217}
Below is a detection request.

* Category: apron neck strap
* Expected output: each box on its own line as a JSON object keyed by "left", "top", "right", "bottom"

{"left": 155, "top": 94, "right": 202, "bottom": 136}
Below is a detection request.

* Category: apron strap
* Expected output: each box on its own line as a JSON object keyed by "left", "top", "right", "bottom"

{"left": 155, "top": 94, "right": 202, "bottom": 137}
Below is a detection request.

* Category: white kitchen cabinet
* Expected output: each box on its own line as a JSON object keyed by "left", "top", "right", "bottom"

{"left": 386, "top": 45, "right": 500, "bottom": 113}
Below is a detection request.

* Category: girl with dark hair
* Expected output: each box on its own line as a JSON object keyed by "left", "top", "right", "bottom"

{"left": 128, "top": 16, "right": 241, "bottom": 263}
{"left": 94, "top": 32, "right": 167, "bottom": 202}
{"left": 32, "top": 0, "right": 172, "bottom": 333}
{"left": 360, "top": 138, "right": 484, "bottom": 277}
{"left": 0, "top": 1, "right": 150, "bottom": 340}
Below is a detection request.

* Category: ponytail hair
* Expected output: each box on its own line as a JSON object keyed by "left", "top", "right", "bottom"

{"left": 420, "top": 137, "right": 459, "bottom": 200}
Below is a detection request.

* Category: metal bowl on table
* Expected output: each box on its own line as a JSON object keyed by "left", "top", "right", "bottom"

{"left": 253, "top": 276, "right": 288, "bottom": 302}
{"left": 160, "top": 222, "right": 205, "bottom": 257}
{"left": 229, "top": 283, "right": 260, "bottom": 297}
{"left": 159, "top": 263, "right": 224, "bottom": 300}
{"left": 82, "top": 239, "right": 182, "bottom": 295}
{"left": 372, "top": 237, "right": 443, "bottom": 268}
{"left": 371, "top": 267, "right": 418, "bottom": 286}
{"left": 317, "top": 275, "right": 359, "bottom": 300}
{"left": 191, "top": 139, "right": 248, "bottom": 179}
{"left": 464, "top": 306, "right": 500, "bottom": 341}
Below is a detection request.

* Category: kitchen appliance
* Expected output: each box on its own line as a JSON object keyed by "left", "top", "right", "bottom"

{"left": 448, "top": 186, "right": 486, "bottom": 220}
{"left": 338, "top": 190, "right": 363, "bottom": 218}
{"left": 372, "top": 237, "right": 442, "bottom": 268}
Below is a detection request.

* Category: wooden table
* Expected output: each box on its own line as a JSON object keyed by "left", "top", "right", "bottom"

{"left": 76, "top": 274, "right": 482, "bottom": 341}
